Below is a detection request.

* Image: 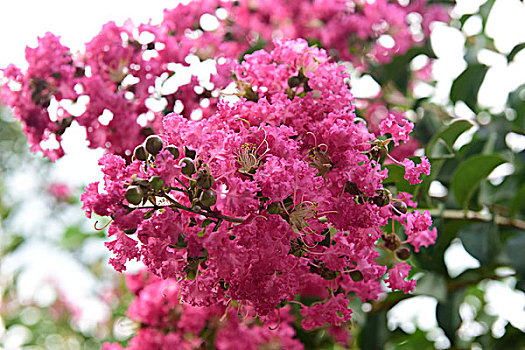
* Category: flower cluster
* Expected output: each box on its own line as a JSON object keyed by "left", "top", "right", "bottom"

{"left": 1, "top": 0, "right": 448, "bottom": 161}
{"left": 82, "top": 39, "right": 436, "bottom": 330}
{"left": 102, "top": 271, "right": 302, "bottom": 350}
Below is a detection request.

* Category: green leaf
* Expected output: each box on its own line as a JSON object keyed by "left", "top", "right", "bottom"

{"left": 143, "top": 209, "right": 155, "bottom": 219}
{"left": 359, "top": 311, "right": 389, "bottom": 350}
{"left": 506, "top": 232, "right": 525, "bottom": 277}
{"left": 426, "top": 119, "right": 474, "bottom": 159}
{"left": 450, "top": 63, "right": 488, "bottom": 112}
{"left": 459, "top": 222, "right": 500, "bottom": 266}
{"left": 413, "top": 272, "right": 448, "bottom": 302}
{"left": 509, "top": 184, "right": 525, "bottom": 217}
{"left": 451, "top": 154, "right": 507, "bottom": 209}
{"left": 370, "top": 42, "right": 435, "bottom": 94}
{"left": 436, "top": 290, "right": 465, "bottom": 346}
{"left": 507, "top": 42, "right": 525, "bottom": 62}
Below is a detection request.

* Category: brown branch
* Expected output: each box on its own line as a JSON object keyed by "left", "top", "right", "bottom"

{"left": 425, "top": 208, "right": 525, "bottom": 230}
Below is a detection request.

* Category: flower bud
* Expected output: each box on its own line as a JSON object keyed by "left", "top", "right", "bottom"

{"left": 195, "top": 169, "right": 214, "bottom": 189}
{"left": 349, "top": 270, "right": 364, "bottom": 282}
{"left": 199, "top": 189, "right": 217, "bottom": 207}
{"left": 344, "top": 181, "right": 360, "bottom": 195}
{"left": 180, "top": 158, "right": 195, "bottom": 176}
{"left": 396, "top": 246, "right": 411, "bottom": 260}
{"left": 392, "top": 201, "right": 408, "bottom": 215}
{"left": 149, "top": 176, "right": 165, "bottom": 191}
{"left": 145, "top": 135, "right": 164, "bottom": 155}
{"left": 383, "top": 233, "right": 400, "bottom": 251}
{"left": 184, "top": 146, "right": 197, "bottom": 159}
{"left": 267, "top": 202, "right": 281, "bottom": 214}
{"left": 372, "top": 188, "right": 391, "bottom": 207}
{"left": 125, "top": 186, "right": 143, "bottom": 205}
{"left": 288, "top": 76, "right": 301, "bottom": 88}
{"left": 133, "top": 145, "right": 148, "bottom": 161}
{"left": 165, "top": 145, "right": 180, "bottom": 159}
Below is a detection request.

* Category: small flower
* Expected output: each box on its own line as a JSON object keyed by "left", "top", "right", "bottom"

{"left": 402, "top": 156, "right": 430, "bottom": 185}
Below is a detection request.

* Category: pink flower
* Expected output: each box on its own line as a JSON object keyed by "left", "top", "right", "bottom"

{"left": 380, "top": 113, "right": 414, "bottom": 146}
{"left": 404, "top": 210, "right": 437, "bottom": 252}
{"left": 385, "top": 262, "right": 416, "bottom": 294}
{"left": 403, "top": 156, "right": 431, "bottom": 185}
{"left": 300, "top": 294, "right": 352, "bottom": 330}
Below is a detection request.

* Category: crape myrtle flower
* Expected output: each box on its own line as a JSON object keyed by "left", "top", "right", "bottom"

{"left": 83, "top": 39, "right": 436, "bottom": 330}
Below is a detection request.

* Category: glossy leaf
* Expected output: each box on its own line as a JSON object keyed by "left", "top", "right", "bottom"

{"left": 450, "top": 63, "right": 488, "bottom": 112}
{"left": 506, "top": 232, "right": 525, "bottom": 277}
{"left": 451, "top": 154, "right": 507, "bottom": 209}
{"left": 426, "top": 119, "right": 473, "bottom": 159}
{"left": 459, "top": 222, "right": 499, "bottom": 266}
{"left": 509, "top": 184, "right": 525, "bottom": 217}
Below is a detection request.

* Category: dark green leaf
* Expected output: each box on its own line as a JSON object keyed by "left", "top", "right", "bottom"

{"left": 459, "top": 222, "right": 500, "bottom": 266}
{"left": 506, "top": 232, "right": 525, "bottom": 276}
{"left": 450, "top": 64, "right": 488, "bottom": 112}
{"left": 509, "top": 184, "right": 525, "bottom": 217}
{"left": 507, "top": 42, "right": 525, "bottom": 62}
{"left": 370, "top": 42, "right": 435, "bottom": 94}
{"left": 413, "top": 272, "right": 448, "bottom": 302}
{"left": 426, "top": 119, "right": 474, "bottom": 159}
{"left": 359, "top": 311, "right": 389, "bottom": 350}
{"left": 143, "top": 209, "right": 155, "bottom": 219}
{"left": 451, "top": 154, "right": 507, "bottom": 209}
{"left": 436, "top": 290, "right": 465, "bottom": 346}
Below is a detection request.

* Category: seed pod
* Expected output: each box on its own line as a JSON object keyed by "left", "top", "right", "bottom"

{"left": 149, "top": 176, "right": 165, "bottom": 191}
{"left": 392, "top": 201, "right": 408, "bottom": 215}
{"left": 267, "top": 202, "right": 282, "bottom": 215}
{"left": 383, "top": 233, "right": 401, "bottom": 251}
{"left": 133, "top": 145, "right": 148, "bottom": 161}
{"left": 180, "top": 158, "right": 195, "bottom": 176}
{"left": 396, "top": 246, "right": 411, "bottom": 260}
{"left": 165, "top": 145, "right": 180, "bottom": 159}
{"left": 199, "top": 189, "right": 217, "bottom": 207}
{"left": 195, "top": 169, "right": 214, "bottom": 189}
{"left": 125, "top": 186, "right": 143, "bottom": 205}
{"left": 349, "top": 270, "right": 364, "bottom": 282}
{"left": 344, "top": 181, "right": 360, "bottom": 195}
{"left": 184, "top": 146, "right": 197, "bottom": 159}
{"left": 288, "top": 76, "right": 301, "bottom": 88}
{"left": 145, "top": 135, "right": 164, "bottom": 155}
{"left": 372, "top": 188, "right": 391, "bottom": 207}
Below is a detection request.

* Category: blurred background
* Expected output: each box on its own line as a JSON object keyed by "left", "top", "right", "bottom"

{"left": 1, "top": 0, "right": 525, "bottom": 349}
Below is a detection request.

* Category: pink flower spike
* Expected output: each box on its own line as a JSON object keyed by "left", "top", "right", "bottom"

{"left": 403, "top": 156, "right": 430, "bottom": 185}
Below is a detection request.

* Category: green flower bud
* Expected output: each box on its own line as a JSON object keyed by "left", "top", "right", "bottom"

{"left": 125, "top": 186, "right": 143, "bottom": 205}
{"left": 149, "top": 176, "right": 165, "bottom": 191}
{"left": 396, "top": 246, "right": 411, "bottom": 260}
{"left": 145, "top": 135, "right": 164, "bottom": 155}
{"left": 199, "top": 189, "right": 217, "bottom": 207}
{"left": 267, "top": 202, "right": 282, "bottom": 214}
{"left": 392, "top": 201, "right": 408, "bottom": 215}
{"left": 372, "top": 188, "right": 391, "bottom": 207}
{"left": 133, "top": 145, "right": 148, "bottom": 161}
{"left": 184, "top": 146, "right": 197, "bottom": 159}
{"left": 288, "top": 76, "right": 301, "bottom": 88}
{"left": 349, "top": 270, "right": 364, "bottom": 282}
{"left": 165, "top": 145, "right": 180, "bottom": 159}
{"left": 383, "top": 233, "right": 401, "bottom": 251}
{"left": 180, "top": 157, "right": 195, "bottom": 176}
{"left": 344, "top": 181, "right": 360, "bottom": 195}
